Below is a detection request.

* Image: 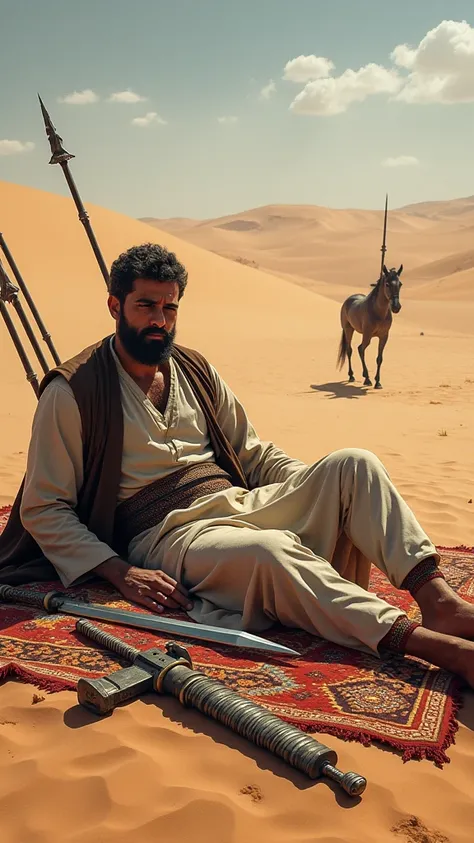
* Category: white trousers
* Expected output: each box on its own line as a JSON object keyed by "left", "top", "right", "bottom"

{"left": 129, "top": 449, "right": 438, "bottom": 656}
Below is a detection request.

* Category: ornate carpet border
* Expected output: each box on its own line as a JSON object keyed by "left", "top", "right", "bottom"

{"left": 0, "top": 505, "right": 472, "bottom": 766}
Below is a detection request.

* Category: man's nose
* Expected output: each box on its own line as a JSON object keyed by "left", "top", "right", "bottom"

{"left": 149, "top": 307, "right": 166, "bottom": 327}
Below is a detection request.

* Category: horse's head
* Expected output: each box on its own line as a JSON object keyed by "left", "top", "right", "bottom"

{"left": 382, "top": 264, "right": 403, "bottom": 313}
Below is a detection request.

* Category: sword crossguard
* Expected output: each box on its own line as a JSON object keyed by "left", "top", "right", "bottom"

{"left": 76, "top": 619, "right": 193, "bottom": 714}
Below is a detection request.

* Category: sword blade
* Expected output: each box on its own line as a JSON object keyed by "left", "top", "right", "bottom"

{"left": 60, "top": 600, "right": 299, "bottom": 657}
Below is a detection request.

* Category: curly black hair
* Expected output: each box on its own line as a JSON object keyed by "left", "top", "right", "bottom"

{"left": 109, "top": 243, "right": 188, "bottom": 302}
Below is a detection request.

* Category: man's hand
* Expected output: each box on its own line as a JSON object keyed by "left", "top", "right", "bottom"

{"left": 95, "top": 557, "right": 193, "bottom": 613}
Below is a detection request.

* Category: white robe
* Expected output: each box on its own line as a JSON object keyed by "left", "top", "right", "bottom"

{"left": 20, "top": 339, "right": 438, "bottom": 655}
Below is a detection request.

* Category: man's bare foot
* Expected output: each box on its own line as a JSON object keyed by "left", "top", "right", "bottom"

{"left": 422, "top": 597, "right": 474, "bottom": 639}
{"left": 404, "top": 626, "right": 474, "bottom": 689}
{"left": 415, "top": 578, "right": 474, "bottom": 640}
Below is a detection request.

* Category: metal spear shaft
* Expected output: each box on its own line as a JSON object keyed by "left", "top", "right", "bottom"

{"left": 38, "top": 95, "right": 110, "bottom": 288}
{"left": 0, "top": 296, "right": 40, "bottom": 397}
{"left": 0, "top": 260, "right": 50, "bottom": 377}
{"left": 379, "top": 193, "right": 388, "bottom": 279}
{"left": 0, "top": 232, "right": 61, "bottom": 366}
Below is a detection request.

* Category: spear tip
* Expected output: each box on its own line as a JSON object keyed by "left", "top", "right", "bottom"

{"left": 37, "top": 93, "right": 75, "bottom": 165}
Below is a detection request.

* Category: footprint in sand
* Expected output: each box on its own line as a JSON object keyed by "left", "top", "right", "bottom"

{"left": 239, "top": 784, "right": 263, "bottom": 804}
{"left": 391, "top": 815, "right": 449, "bottom": 843}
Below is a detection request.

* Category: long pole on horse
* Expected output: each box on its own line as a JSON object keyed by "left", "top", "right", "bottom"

{"left": 38, "top": 95, "right": 110, "bottom": 288}
{"left": 379, "top": 193, "right": 388, "bottom": 279}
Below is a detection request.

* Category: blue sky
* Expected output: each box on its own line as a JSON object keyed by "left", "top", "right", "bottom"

{"left": 1, "top": 0, "right": 473, "bottom": 219}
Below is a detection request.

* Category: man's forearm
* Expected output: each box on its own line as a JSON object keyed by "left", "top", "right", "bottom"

{"left": 20, "top": 501, "right": 122, "bottom": 588}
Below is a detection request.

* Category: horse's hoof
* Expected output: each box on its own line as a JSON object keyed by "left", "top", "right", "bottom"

{"left": 374, "top": 383, "right": 382, "bottom": 390}
{"left": 364, "top": 379, "right": 372, "bottom": 386}
{"left": 348, "top": 376, "right": 355, "bottom": 383}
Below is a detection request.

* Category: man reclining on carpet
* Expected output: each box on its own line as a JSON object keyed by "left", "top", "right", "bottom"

{"left": 0, "top": 243, "right": 473, "bottom": 687}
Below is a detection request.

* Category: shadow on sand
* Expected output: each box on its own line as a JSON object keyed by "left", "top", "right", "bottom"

{"left": 309, "top": 381, "right": 370, "bottom": 400}
{"left": 62, "top": 694, "right": 362, "bottom": 808}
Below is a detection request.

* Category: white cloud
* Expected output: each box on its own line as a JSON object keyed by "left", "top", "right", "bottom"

{"left": 392, "top": 20, "right": 474, "bottom": 103}
{"left": 283, "top": 20, "right": 474, "bottom": 116}
{"left": 382, "top": 155, "right": 419, "bottom": 167}
{"left": 108, "top": 90, "right": 147, "bottom": 103}
{"left": 283, "top": 55, "right": 335, "bottom": 82}
{"left": 290, "top": 63, "right": 401, "bottom": 116}
{"left": 131, "top": 111, "right": 167, "bottom": 127}
{"left": 217, "top": 115, "right": 238, "bottom": 124}
{"left": 58, "top": 89, "right": 99, "bottom": 105}
{"left": 260, "top": 80, "right": 276, "bottom": 100}
{"left": 0, "top": 140, "right": 35, "bottom": 156}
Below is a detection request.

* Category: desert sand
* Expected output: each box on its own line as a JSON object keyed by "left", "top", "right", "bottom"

{"left": 1, "top": 180, "right": 473, "bottom": 842}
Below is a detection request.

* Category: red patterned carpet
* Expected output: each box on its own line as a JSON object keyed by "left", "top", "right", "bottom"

{"left": 0, "top": 505, "right": 472, "bottom": 765}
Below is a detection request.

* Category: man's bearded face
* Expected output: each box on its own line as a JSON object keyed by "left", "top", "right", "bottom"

{"left": 117, "top": 307, "right": 176, "bottom": 365}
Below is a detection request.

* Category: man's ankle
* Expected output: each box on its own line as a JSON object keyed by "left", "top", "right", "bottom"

{"left": 378, "top": 615, "right": 420, "bottom": 654}
{"left": 400, "top": 556, "right": 446, "bottom": 598}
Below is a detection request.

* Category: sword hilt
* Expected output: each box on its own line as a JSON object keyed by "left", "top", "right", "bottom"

{"left": 76, "top": 618, "right": 140, "bottom": 662}
{"left": 75, "top": 620, "right": 192, "bottom": 716}
{"left": 0, "top": 584, "right": 63, "bottom": 612}
{"left": 76, "top": 620, "right": 152, "bottom": 715}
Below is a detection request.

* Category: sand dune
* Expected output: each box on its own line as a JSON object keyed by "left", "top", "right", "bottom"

{"left": 406, "top": 267, "right": 474, "bottom": 301}
{"left": 141, "top": 199, "right": 474, "bottom": 305}
{"left": 399, "top": 195, "right": 474, "bottom": 220}
{"left": 0, "top": 181, "right": 473, "bottom": 842}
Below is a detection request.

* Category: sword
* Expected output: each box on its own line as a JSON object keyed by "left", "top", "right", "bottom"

{"left": 0, "top": 585, "right": 299, "bottom": 657}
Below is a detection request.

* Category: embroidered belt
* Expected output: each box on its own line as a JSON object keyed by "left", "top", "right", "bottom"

{"left": 113, "top": 462, "right": 233, "bottom": 553}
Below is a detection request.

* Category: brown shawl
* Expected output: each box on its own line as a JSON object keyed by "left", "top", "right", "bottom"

{"left": 0, "top": 336, "right": 248, "bottom": 585}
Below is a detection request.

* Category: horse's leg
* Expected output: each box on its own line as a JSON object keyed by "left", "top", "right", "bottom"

{"left": 374, "top": 334, "right": 388, "bottom": 389}
{"left": 358, "top": 333, "right": 372, "bottom": 386}
{"left": 345, "top": 324, "right": 355, "bottom": 382}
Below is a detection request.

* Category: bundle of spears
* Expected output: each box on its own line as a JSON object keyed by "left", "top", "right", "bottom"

{"left": 0, "top": 96, "right": 110, "bottom": 392}
{"left": 0, "top": 98, "right": 367, "bottom": 798}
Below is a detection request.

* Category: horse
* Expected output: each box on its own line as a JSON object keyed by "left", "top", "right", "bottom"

{"left": 336, "top": 264, "right": 403, "bottom": 389}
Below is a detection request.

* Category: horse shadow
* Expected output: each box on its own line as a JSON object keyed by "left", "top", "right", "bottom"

{"left": 309, "top": 382, "right": 370, "bottom": 400}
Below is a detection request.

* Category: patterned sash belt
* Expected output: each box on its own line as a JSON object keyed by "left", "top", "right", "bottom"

{"left": 113, "top": 462, "right": 233, "bottom": 552}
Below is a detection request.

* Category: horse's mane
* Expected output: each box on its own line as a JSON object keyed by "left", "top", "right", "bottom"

{"left": 368, "top": 276, "right": 383, "bottom": 298}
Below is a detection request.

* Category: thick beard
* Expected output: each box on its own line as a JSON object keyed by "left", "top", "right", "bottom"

{"left": 117, "top": 311, "right": 176, "bottom": 365}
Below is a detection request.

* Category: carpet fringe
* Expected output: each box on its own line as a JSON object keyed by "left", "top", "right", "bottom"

{"left": 280, "top": 686, "right": 464, "bottom": 768}
{"left": 0, "top": 663, "right": 75, "bottom": 695}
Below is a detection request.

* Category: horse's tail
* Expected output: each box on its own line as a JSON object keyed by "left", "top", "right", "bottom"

{"left": 336, "top": 329, "right": 347, "bottom": 370}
